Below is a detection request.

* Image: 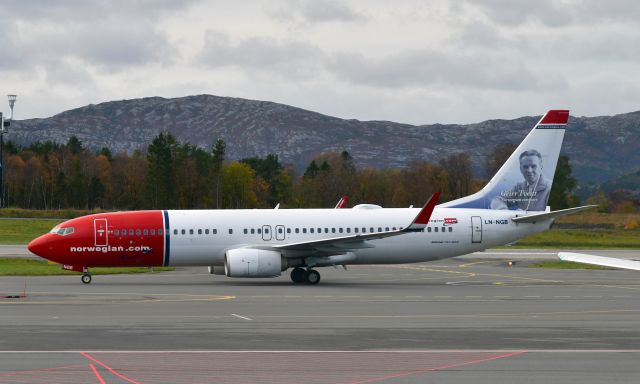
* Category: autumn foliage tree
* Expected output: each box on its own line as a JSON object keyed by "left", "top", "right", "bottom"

{"left": 1, "top": 133, "right": 590, "bottom": 211}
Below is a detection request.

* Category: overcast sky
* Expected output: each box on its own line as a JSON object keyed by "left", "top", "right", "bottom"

{"left": 1, "top": 0, "right": 639, "bottom": 124}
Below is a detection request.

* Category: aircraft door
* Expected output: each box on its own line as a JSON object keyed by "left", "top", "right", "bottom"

{"left": 94, "top": 218, "right": 108, "bottom": 246}
{"left": 262, "top": 225, "right": 272, "bottom": 241}
{"left": 275, "top": 225, "right": 285, "bottom": 241}
{"left": 471, "top": 216, "right": 482, "bottom": 243}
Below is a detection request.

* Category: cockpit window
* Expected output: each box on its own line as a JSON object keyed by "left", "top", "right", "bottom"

{"left": 50, "top": 226, "right": 74, "bottom": 236}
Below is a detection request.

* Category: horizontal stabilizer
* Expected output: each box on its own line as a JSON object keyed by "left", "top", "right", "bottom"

{"left": 511, "top": 205, "right": 597, "bottom": 223}
{"left": 559, "top": 252, "right": 640, "bottom": 271}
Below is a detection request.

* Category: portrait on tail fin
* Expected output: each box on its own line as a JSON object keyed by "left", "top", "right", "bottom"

{"left": 490, "top": 149, "right": 552, "bottom": 211}
{"left": 440, "top": 110, "right": 569, "bottom": 212}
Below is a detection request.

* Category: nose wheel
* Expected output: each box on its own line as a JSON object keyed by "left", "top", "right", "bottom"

{"left": 81, "top": 268, "right": 92, "bottom": 284}
{"left": 290, "top": 268, "right": 321, "bottom": 285}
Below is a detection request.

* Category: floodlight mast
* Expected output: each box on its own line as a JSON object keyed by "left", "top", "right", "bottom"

{"left": 8, "top": 95, "right": 16, "bottom": 120}
{"left": 0, "top": 94, "right": 17, "bottom": 208}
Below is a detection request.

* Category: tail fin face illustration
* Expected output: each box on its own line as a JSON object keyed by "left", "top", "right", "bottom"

{"left": 441, "top": 110, "right": 569, "bottom": 211}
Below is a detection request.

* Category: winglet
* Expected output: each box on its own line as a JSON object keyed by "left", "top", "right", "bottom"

{"left": 406, "top": 192, "right": 440, "bottom": 231}
{"left": 335, "top": 196, "right": 349, "bottom": 209}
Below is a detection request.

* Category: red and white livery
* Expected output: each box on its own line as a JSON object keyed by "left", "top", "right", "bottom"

{"left": 28, "top": 110, "right": 595, "bottom": 285}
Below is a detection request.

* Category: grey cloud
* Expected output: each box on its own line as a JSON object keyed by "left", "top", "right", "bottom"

{"left": 0, "top": 0, "right": 198, "bottom": 22}
{"left": 8, "top": 20, "right": 172, "bottom": 72}
{"left": 42, "top": 59, "right": 97, "bottom": 88}
{"left": 452, "top": 20, "right": 515, "bottom": 48}
{"left": 468, "top": 0, "right": 640, "bottom": 28}
{"left": 0, "top": 0, "right": 190, "bottom": 71}
{"left": 269, "top": 0, "right": 365, "bottom": 24}
{"left": 469, "top": 0, "right": 568, "bottom": 27}
{"left": 573, "top": 0, "right": 640, "bottom": 24}
{"left": 69, "top": 22, "right": 172, "bottom": 69}
{"left": 328, "top": 50, "right": 539, "bottom": 91}
{"left": 198, "top": 31, "right": 325, "bottom": 79}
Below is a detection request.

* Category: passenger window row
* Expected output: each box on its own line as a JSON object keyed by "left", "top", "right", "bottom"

{"left": 169, "top": 226, "right": 453, "bottom": 237}
{"left": 427, "top": 227, "right": 453, "bottom": 233}
{"left": 242, "top": 226, "right": 400, "bottom": 235}
{"left": 114, "top": 229, "right": 164, "bottom": 237}
{"left": 173, "top": 228, "right": 219, "bottom": 236}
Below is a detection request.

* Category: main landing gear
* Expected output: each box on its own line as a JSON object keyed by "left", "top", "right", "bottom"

{"left": 290, "top": 267, "right": 321, "bottom": 285}
{"left": 81, "top": 267, "right": 92, "bottom": 284}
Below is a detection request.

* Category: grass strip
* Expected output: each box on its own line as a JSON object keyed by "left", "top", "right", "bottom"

{"left": 0, "top": 219, "right": 64, "bottom": 244}
{"left": 0, "top": 258, "right": 173, "bottom": 276}
{"left": 528, "top": 260, "right": 610, "bottom": 270}
{"left": 506, "top": 229, "right": 640, "bottom": 249}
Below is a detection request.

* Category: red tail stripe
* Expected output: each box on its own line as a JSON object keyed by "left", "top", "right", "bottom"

{"left": 539, "top": 110, "right": 570, "bottom": 125}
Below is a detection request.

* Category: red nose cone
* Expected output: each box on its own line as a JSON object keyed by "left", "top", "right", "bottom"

{"left": 27, "top": 235, "right": 48, "bottom": 258}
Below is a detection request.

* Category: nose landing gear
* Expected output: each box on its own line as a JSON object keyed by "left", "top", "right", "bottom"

{"left": 290, "top": 267, "right": 321, "bottom": 285}
{"left": 81, "top": 267, "right": 92, "bottom": 284}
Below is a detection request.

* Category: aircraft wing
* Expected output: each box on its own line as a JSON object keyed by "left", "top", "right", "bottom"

{"left": 511, "top": 205, "right": 597, "bottom": 223}
{"left": 266, "top": 193, "right": 440, "bottom": 257}
{"left": 558, "top": 252, "right": 640, "bottom": 271}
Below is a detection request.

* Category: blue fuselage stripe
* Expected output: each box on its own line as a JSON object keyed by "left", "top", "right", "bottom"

{"left": 163, "top": 210, "right": 170, "bottom": 266}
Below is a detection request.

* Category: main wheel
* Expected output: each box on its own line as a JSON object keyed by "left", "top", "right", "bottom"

{"left": 290, "top": 267, "right": 307, "bottom": 283}
{"left": 81, "top": 274, "right": 92, "bottom": 284}
{"left": 306, "top": 269, "right": 321, "bottom": 285}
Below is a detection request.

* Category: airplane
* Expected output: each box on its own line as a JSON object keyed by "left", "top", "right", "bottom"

{"left": 558, "top": 252, "right": 640, "bottom": 271}
{"left": 335, "top": 196, "right": 349, "bottom": 209}
{"left": 27, "top": 109, "right": 596, "bottom": 285}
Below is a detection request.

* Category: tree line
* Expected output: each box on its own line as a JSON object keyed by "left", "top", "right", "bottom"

{"left": 1, "top": 133, "right": 611, "bottom": 212}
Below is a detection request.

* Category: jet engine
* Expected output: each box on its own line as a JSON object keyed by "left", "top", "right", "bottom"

{"left": 224, "top": 248, "right": 284, "bottom": 278}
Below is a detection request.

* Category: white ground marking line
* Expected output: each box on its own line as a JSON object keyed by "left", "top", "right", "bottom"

{"left": 494, "top": 296, "right": 512, "bottom": 298}
{"left": 584, "top": 296, "right": 602, "bottom": 298}
{"left": 614, "top": 295, "right": 633, "bottom": 298}
{"left": 231, "top": 314, "right": 253, "bottom": 321}
{"left": 459, "top": 260, "right": 495, "bottom": 268}
{"left": 3, "top": 349, "right": 640, "bottom": 353}
{"left": 474, "top": 252, "right": 556, "bottom": 255}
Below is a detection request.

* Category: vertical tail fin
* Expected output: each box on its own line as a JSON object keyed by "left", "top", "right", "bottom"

{"left": 441, "top": 110, "right": 569, "bottom": 211}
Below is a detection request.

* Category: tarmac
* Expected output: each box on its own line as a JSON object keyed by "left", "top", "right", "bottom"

{"left": 1, "top": 249, "right": 639, "bottom": 383}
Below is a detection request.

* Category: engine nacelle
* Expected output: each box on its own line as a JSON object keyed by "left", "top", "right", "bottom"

{"left": 224, "top": 248, "right": 283, "bottom": 278}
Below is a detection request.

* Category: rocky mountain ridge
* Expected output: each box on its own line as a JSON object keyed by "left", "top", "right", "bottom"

{"left": 8, "top": 95, "right": 640, "bottom": 184}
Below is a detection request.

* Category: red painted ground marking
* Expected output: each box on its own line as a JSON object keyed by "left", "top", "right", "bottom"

{"left": 79, "top": 351, "right": 530, "bottom": 384}
{"left": 81, "top": 352, "right": 142, "bottom": 384}
{"left": 349, "top": 351, "right": 527, "bottom": 384}
{"left": 89, "top": 364, "right": 106, "bottom": 384}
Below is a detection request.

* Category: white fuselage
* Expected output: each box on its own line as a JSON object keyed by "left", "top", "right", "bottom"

{"left": 166, "top": 207, "right": 551, "bottom": 266}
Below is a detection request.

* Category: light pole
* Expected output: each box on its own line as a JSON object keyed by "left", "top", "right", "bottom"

{"left": 0, "top": 94, "right": 17, "bottom": 208}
